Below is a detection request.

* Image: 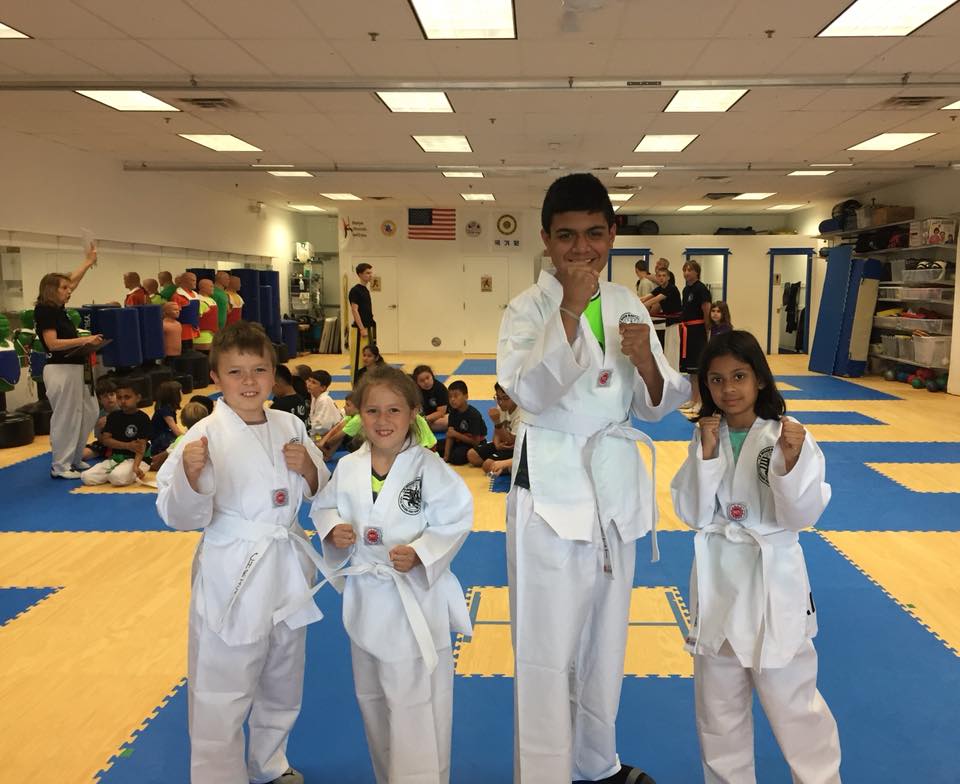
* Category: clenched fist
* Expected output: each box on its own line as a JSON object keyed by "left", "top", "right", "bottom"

{"left": 389, "top": 545, "right": 421, "bottom": 573}
{"left": 778, "top": 419, "right": 806, "bottom": 473}
{"left": 699, "top": 415, "right": 721, "bottom": 459}
{"left": 620, "top": 322, "right": 653, "bottom": 371}
{"left": 326, "top": 523, "right": 357, "bottom": 549}
{"left": 556, "top": 263, "right": 601, "bottom": 315}
{"left": 182, "top": 435, "right": 209, "bottom": 490}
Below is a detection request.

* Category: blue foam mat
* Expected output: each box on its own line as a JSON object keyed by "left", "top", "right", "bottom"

{"left": 453, "top": 359, "right": 498, "bottom": 375}
{"left": 0, "top": 587, "right": 58, "bottom": 627}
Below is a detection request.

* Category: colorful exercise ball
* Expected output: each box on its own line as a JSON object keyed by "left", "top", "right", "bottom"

{"left": 883, "top": 369, "right": 896, "bottom": 381}
{"left": 926, "top": 380, "right": 940, "bottom": 392}
{"left": 911, "top": 377, "right": 924, "bottom": 389}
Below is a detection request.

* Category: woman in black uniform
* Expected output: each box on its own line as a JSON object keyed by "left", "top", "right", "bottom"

{"left": 678, "top": 260, "right": 712, "bottom": 411}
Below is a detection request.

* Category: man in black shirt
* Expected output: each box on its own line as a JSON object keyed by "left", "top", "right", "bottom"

{"left": 443, "top": 380, "right": 487, "bottom": 465}
{"left": 348, "top": 263, "right": 376, "bottom": 384}
{"left": 270, "top": 364, "right": 309, "bottom": 424}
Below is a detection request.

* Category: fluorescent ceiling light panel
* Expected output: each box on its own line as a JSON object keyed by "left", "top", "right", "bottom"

{"left": 608, "top": 194, "right": 633, "bottom": 202}
{"left": 812, "top": 163, "right": 853, "bottom": 167}
{"left": 818, "top": 0, "right": 957, "bottom": 37}
{"left": 616, "top": 169, "right": 659, "bottom": 178}
{"left": 76, "top": 90, "right": 179, "bottom": 112}
{"left": 941, "top": 99, "right": 960, "bottom": 110}
{"left": 613, "top": 205, "right": 621, "bottom": 213}
{"left": 413, "top": 134, "right": 472, "bottom": 152}
{"left": 733, "top": 192, "right": 777, "bottom": 200}
{"left": 0, "top": 22, "right": 30, "bottom": 38}
{"left": 664, "top": 89, "right": 748, "bottom": 113}
{"left": 377, "top": 91, "right": 453, "bottom": 113}
{"left": 634, "top": 134, "right": 698, "bottom": 152}
{"left": 788, "top": 169, "right": 834, "bottom": 176}
{"left": 289, "top": 204, "right": 327, "bottom": 212}
{"left": 461, "top": 193, "right": 495, "bottom": 201}
{"left": 267, "top": 170, "right": 313, "bottom": 177}
{"left": 178, "top": 134, "right": 262, "bottom": 152}
{"left": 321, "top": 193, "right": 362, "bottom": 201}
{"left": 767, "top": 204, "right": 806, "bottom": 211}
{"left": 409, "top": 0, "right": 516, "bottom": 39}
{"left": 678, "top": 205, "right": 710, "bottom": 212}
{"left": 252, "top": 163, "right": 293, "bottom": 168}
{"left": 441, "top": 168, "right": 483, "bottom": 178}
{"left": 847, "top": 132, "right": 937, "bottom": 150}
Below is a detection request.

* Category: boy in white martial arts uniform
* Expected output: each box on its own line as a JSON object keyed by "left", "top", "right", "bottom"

{"left": 310, "top": 366, "right": 473, "bottom": 784}
{"left": 670, "top": 330, "right": 841, "bottom": 784}
{"left": 156, "top": 322, "right": 330, "bottom": 784}
{"left": 497, "top": 173, "right": 690, "bottom": 784}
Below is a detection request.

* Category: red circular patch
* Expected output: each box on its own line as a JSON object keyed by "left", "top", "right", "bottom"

{"left": 729, "top": 504, "right": 745, "bottom": 521}
{"left": 599, "top": 371, "right": 610, "bottom": 385}
{"left": 274, "top": 490, "right": 287, "bottom": 506}
{"left": 365, "top": 528, "right": 381, "bottom": 544}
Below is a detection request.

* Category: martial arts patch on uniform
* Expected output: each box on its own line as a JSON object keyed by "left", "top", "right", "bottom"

{"left": 363, "top": 526, "right": 383, "bottom": 546}
{"left": 619, "top": 312, "right": 642, "bottom": 325}
{"left": 757, "top": 445, "right": 773, "bottom": 486}
{"left": 597, "top": 369, "right": 613, "bottom": 388}
{"left": 399, "top": 477, "right": 422, "bottom": 515}
{"left": 271, "top": 488, "right": 289, "bottom": 508}
{"left": 726, "top": 502, "right": 748, "bottom": 522}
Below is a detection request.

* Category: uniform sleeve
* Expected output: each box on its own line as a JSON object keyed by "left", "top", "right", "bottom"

{"left": 155, "top": 426, "right": 215, "bottom": 531}
{"left": 296, "top": 418, "right": 330, "bottom": 501}
{"left": 307, "top": 466, "right": 351, "bottom": 585}
{"left": 670, "top": 428, "right": 726, "bottom": 530}
{"left": 630, "top": 301, "right": 692, "bottom": 420}
{"left": 768, "top": 421, "right": 832, "bottom": 531}
{"left": 497, "top": 294, "right": 591, "bottom": 415}
{"left": 410, "top": 455, "right": 473, "bottom": 588}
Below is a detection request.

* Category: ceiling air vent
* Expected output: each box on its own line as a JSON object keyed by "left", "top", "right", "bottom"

{"left": 879, "top": 96, "right": 944, "bottom": 109}
{"left": 696, "top": 175, "right": 732, "bottom": 184}
{"left": 702, "top": 192, "right": 742, "bottom": 200}
{"left": 178, "top": 97, "right": 241, "bottom": 110}
{"left": 366, "top": 196, "right": 390, "bottom": 200}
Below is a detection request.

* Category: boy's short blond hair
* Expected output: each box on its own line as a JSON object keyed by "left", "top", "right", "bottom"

{"left": 209, "top": 321, "right": 276, "bottom": 373}
{"left": 180, "top": 401, "right": 211, "bottom": 429}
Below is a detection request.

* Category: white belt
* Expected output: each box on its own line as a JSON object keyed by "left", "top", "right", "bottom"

{"left": 208, "top": 514, "right": 342, "bottom": 634}
{"left": 523, "top": 411, "right": 659, "bottom": 565}
{"left": 336, "top": 560, "right": 440, "bottom": 674}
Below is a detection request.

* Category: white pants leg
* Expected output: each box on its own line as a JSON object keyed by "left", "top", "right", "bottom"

{"left": 754, "top": 640, "right": 841, "bottom": 784}
{"left": 351, "top": 642, "right": 454, "bottom": 784}
{"left": 695, "top": 640, "right": 841, "bottom": 784}
{"left": 188, "top": 609, "right": 306, "bottom": 784}
{"left": 107, "top": 458, "right": 138, "bottom": 486}
{"left": 81, "top": 460, "right": 114, "bottom": 485}
{"left": 663, "top": 324, "right": 681, "bottom": 374}
{"left": 43, "top": 363, "right": 99, "bottom": 474}
{"left": 507, "top": 487, "right": 633, "bottom": 784}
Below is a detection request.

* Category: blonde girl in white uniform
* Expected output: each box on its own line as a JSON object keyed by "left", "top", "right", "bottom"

{"left": 670, "top": 330, "right": 842, "bottom": 784}
{"left": 310, "top": 365, "right": 473, "bottom": 784}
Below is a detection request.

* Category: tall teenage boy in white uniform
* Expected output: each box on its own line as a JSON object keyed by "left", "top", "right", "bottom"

{"left": 497, "top": 173, "right": 690, "bottom": 784}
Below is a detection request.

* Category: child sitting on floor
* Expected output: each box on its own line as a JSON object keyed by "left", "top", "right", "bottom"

{"left": 81, "top": 379, "right": 151, "bottom": 486}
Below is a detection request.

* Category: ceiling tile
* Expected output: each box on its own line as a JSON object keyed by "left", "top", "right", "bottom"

{"left": 51, "top": 39, "right": 187, "bottom": 75}
{"left": 0, "top": 40, "right": 106, "bottom": 75}
{"left": 143, "top": 39, "right": 272, "bottom": 76}
{"left": 73, "top": 0, "right": 225, "bottom": 38}
{"left": 234, "top": 40, "right": 354, "bottom": 77}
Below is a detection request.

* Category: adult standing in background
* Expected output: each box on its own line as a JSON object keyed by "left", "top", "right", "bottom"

{"left": 348, "top": 262, "right": 376, "bottom": 384}
{"left": 226, "top": 275, "right": 244, "bottom": 325}
{"left": 678, "top": 260, "right": 712, "bottom": 414}
{"left": 635, "top": 259, "right": 655, "bottom": 298}
{"left": 144, "top": 278, "right": 163, "bottom": 305}
{"left": 34, "top": 247, "right": 104, "bottom": 479}
{"left": 212, "top": 271, "right": 231, "bottom": 330}
{"left": 158, "top": 271, "right": 176, "bottom": 301}
{"left": 123, "top": 272, "right": 147, "bottom": 307}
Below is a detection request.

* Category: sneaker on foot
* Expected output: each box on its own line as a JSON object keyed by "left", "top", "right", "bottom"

{"left": 267, "top": 769, "right": 304, "bottom": 784}
{"left": 51, "top": 469, "right": 82, "bottom": 480}
{"left": 575, "top": 765, "right": 656, "bottom": 784}
{"left": 73, "top": 461, "right": 92, "bottom": 471}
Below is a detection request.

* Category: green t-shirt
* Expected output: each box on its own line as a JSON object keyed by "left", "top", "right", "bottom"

{"left": 583, "top": 290, "right": 604, "bottom": 350}
{"left": 212, "top": 286, "right": 230, "bottom": 330}
{"left": 149, "top": 294, "right": 165, "bottom": 305}
{"left": 159, "top": 283, "right": 176, "bottom": 301}
{"left": 371, "top": 468, "right": 387, "bottom": 501}
{"left": 342, "top": 413, "right": 437, "bottom": 448}
{"left": 728, "top": 428, "right": 750, "bottom": 464}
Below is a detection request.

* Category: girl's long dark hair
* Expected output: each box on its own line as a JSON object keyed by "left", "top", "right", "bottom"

{"left": 696, "top": 330, "right": 785, "bottom": 421}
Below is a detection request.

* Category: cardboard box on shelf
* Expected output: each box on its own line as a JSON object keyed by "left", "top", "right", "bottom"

{"left": 869, "top": 206, "right": 915, "bottom": 226}
{"left": 909, "top": 218, "right": 957, "bottom": 247}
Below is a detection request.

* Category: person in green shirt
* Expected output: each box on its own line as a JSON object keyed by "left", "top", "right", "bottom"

{"left": 213, "top": 270, "right": 231, "bottom": 330}
{"left": 158, "top": 270, "right": 177, "bottom": 301}
{"left": 144, "top": 278, "right": 164, "bottom": 305}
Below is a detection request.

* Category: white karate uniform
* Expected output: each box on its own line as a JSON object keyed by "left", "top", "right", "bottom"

{"left": 309, "top": 391, "right": 343, "bottom": 435}
{"left": 310, "top": 443, "right": 473, "bottom": 784}
{"left": 156, "top": 401, "right": 330, "bottom": 784}
{"left": 497, "top": 271, "right": 690, "bottom": 783}
{"left": 670, "top": 416, "right": 842, "bottom": 784}
{"left": 80, "top": 456, "right": 149, "bottom": 486}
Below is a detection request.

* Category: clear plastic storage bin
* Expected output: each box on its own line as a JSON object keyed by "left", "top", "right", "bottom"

{"left": 898, "top": 317, "right": 952, "bottom": 334}
{"left": 896, "top": 335, "right": 915, "bottom": 361}
{"left": 877, "top": 286, "right": 903, "bottom": 300}
{"left": 881, "top": 334, "right": 899, "bottom": 356}
{"left": 912, "top": 336, "right": 952, "bottom": 368}
{"left": 900, "top": 287, "right": 954, "bottom": 302}
{"left": 902, "top": 267, "right": 949, "bottom": 285}
{"left": 874, "top": 316, "right": 900, "bottom": 329}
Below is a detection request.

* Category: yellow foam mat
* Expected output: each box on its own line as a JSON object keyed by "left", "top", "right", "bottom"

{"left": 820, "top": 531, "right": 960, "bottom": 656}
{"left": 71, "top": 479, "right": 158, "bottom": 495}
{"left": 0, "top": 531, "right": 198, "bottom": 779}
{"left": 452, "top": 465, "right": 507, "bottom": 532}
{"left": 455, "top": 586, "right": 692, "bottom": 678}
{"left": 646, "top": 441, "right": 692, "bottom": 532}
{"left": 865, "top": 462, "right": 960, "bottom": 493}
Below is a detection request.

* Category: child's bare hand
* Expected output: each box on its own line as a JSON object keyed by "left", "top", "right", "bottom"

{"left": 699, "top": 415, "right": 721, "bottom": 459}
{"left": 389, "top": 545, "right": 420, "bottom": 573}
{"left": 620, "top": 322, "right": 653, "bottom": 370}
{"left": 182, "top": 436, "right": 209, "bottom": 486}
{"left": 326, "top": 523, "right": 356, "bottom": 549}
{"left": 283, "top": 443, "right": 315, "bottom": 478}
{"left": 779, "top": 419, "right": 805, "bottom": 472}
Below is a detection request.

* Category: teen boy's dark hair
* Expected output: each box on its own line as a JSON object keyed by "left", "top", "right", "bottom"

{"left": 696, "top": 330, "right": 786, "bottom": 422}
{"left": 541, "top": 173, "right": 615, "bottom": 233}
{"left": 355, "top": 263, "right": 372, "bottom": 275}
{"left": 448, "top": 380, "right": 468, "bottom": 396}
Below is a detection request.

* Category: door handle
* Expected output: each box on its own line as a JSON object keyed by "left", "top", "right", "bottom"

{"left": 388, "top": 304, "right": 397, "bottom": 310}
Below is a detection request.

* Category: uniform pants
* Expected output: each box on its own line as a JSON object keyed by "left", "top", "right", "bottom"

{"left": 662, "top": 324, "right": 680, "bottom": 373}
{"left": 80, "top": 458, "right": 148, "bottom": 486}
{"left": 506, "top": 488, "right": 635, "bottom": 783}
{"left": 188, "top": 612, "right": 306, "bottom": 784}
{"left": 43, "top": 363, "right": 99, "bottom": 474}
{"left": 350, "top": 324, "right": 377, "bottom": 384}
{"left": 695, "top": 640, "right": 841, "bottom": 784}
{"left": 351, "top": 642, "right": 454, "bottom": 784}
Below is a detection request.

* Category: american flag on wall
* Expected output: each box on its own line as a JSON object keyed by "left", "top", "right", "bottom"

{"left": 408, "top": 208, "right": 456, "bottom": 240}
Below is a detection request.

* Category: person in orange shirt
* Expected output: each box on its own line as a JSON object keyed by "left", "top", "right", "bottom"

{"left": 171, "top": 271, "right": 200, "bottom": 350}
{"left": 123, "top": 271, "right": 148, "bottom": 307}
{"left": 226, "top": 275, "right": 244, "bottom": 325}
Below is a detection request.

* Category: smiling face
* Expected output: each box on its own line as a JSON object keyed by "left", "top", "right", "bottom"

{"left": 210, "top": 348, "right": 274, "bottom": 424}
{"left": 541, "top": 211, "right": 615, "bottom": 278}
{"left": 705, "top": 353, "right": 762, "bottom": 429}
{"left": 360, "top": 383, "right": 415, "bottom": 455}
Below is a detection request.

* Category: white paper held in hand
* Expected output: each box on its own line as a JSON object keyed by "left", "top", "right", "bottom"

{"left": 80, "top": 227, "right": 96, "bottom": 258}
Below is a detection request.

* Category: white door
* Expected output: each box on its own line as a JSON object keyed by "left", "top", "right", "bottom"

{"left": 463, "top": 257, "right": 509, "bottom": 353}
{"left": 365, "top": 256, "right": 398, "bottom": 354}
{"left": 686, "top": 253, "right": 726, "bottom": 302}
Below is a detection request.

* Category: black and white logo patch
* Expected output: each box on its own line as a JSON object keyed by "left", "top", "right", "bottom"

{"left": 619, "top": 312, "right": 642, "bottom": 325}
{"left": 398, "top": 477, "right": 422, "bottom": 515}
{"left": 125, "top": 424, "right": 138, "bottom": 438}
{"left": 757, "top": 446, "right": 773, "bottom": 486}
